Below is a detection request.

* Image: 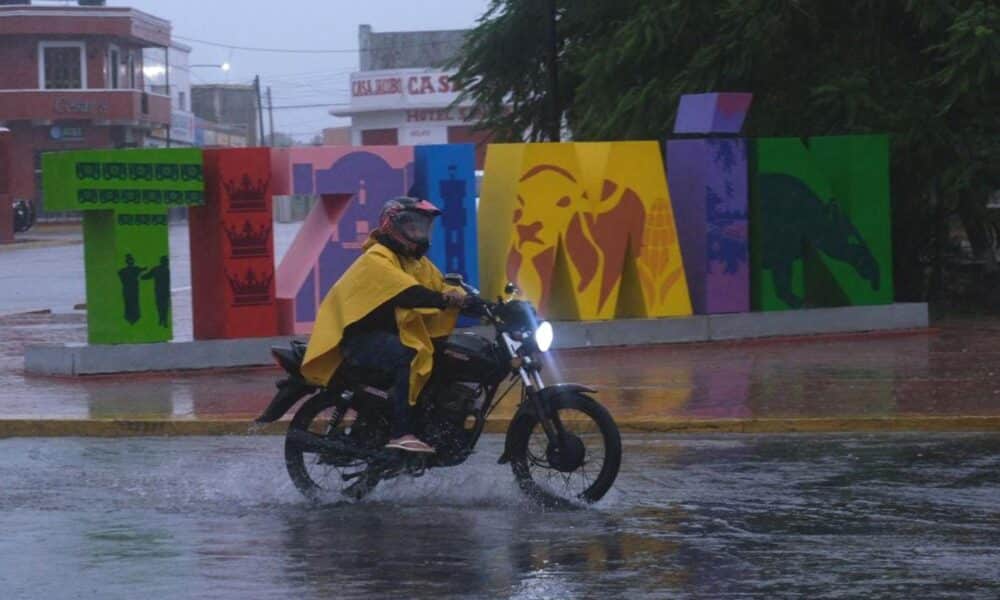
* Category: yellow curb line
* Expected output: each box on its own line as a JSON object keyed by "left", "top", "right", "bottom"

{"left": 2, "top": 416, "right": 1000, "bottom": 437}
{"left": 0, "top": 239, "right": 83, "bottom": 252}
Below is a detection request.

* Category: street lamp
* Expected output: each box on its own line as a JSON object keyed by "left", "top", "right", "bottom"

{"left": 190, "top": 63, "right": 231, "bottom": 72}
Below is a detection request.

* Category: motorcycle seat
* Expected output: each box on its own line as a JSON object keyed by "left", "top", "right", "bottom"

{"left": 271, "top": 341, "right": 308, "bottom": 377}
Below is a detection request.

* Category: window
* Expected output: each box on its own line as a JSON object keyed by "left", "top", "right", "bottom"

{"left": 127, "top": 52, "right": 136, "bottom": 88}
{"left": 108, "top": 46, "right": 120, "bottom": 88}
{"left": 39, "top": 42, "right": 87, "bottom": 90}
{"left": 178, "top": 91, "right": 186, "bottom": 111}
{"left": 361, "top": 128, "right": 398, "bottom": 145}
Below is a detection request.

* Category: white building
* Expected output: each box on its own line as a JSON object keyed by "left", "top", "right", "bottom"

{"left": 142, "top": 41, "right": 195, "bottom": 147}
{"left": 330, "top": 26, "right": 492, "bottom": 167}
{"left": 332, "top": 68, "right": 480, "bottom": 147}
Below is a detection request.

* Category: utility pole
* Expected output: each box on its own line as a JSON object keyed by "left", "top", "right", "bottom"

{"left": 267, "top": 86, "right": 275, "bottom": 147}
{"left": 165, "top": 45, "right": 172, "bottom": 148}
{"left": 546, "top": 0, "right": 560, "bottom": 142}
{"left": 253, "top": 75, "right": 265, "bottom": 146}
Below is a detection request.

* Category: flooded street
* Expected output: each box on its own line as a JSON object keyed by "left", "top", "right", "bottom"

{"left": 2, "top": 433, "right": 998, "bottom": 599}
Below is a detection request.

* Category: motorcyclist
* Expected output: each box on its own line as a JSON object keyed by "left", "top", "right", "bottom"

{"left": 300, "top": 197, "right": 466, "bottom": 454}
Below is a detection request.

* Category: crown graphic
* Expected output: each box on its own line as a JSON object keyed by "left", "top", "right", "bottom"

{"left": 224, "top": 220, "right": 272, "bottom": 258}
{"left": 226, "top": 267, "right": 273, "bottom": 306}
{"left": 223, "top": 174, "right": 269, "bottom": 212}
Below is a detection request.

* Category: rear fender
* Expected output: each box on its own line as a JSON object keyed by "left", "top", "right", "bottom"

{"left": 497, "top": 383, "right": 596, "bottom": 464}
{"left": 254, "top": 378, "right": 317, "bottom": 423}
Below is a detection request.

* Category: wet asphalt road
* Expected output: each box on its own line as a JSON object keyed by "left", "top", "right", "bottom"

{"left": 2, "top": 433, "right": 999, "bottom": 599}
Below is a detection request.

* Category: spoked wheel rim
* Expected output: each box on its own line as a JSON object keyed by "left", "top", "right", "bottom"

{"left": 524, "top": 408, "right": 608, "bottom": 501}
{"left": 285, "top": 394, "right": 374, "bottom": 499}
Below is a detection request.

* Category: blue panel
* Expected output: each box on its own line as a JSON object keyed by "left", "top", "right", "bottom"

{"left": 413, "top": 144, "right": 478, "bottom": 286}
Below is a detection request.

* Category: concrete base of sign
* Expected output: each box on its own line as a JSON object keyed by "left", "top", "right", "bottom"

{"left": 24, "top": 303, "right": 929, "bottom": 376}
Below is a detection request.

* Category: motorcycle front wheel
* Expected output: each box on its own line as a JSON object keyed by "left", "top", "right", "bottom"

{"left": 507, "top": 392, "right": 622, "bottom": 505}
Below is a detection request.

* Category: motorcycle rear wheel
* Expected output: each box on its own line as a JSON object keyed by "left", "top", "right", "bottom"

{"left": 284, "top": 392, "right": 380, "bottom": 501}
{"left": 507, "top": 392, "right": 622, "bottom": 505}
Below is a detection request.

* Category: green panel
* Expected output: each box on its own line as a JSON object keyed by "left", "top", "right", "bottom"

{"left": 808, "top": 135, "right": 893, "bottom": 305}
{"left": 40, "top": 148, "right": 203, "bottom": 344}
{"left": 751, "top": 136, "right": 892, "bottom": 311}
{"left": 84, "top": 209, "right": 171, "bottom": 344}
{"left": 42, "top": 148, "right": 203, "bottom": 212}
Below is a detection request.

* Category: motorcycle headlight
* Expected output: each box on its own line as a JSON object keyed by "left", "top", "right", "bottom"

{"left": 534, "top": 321, "right": 554, "bottom": 353}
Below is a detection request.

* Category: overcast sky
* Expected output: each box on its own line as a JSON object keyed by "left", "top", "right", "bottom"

{"left": 107, "top": 0, "right": 491, "bottom": 140}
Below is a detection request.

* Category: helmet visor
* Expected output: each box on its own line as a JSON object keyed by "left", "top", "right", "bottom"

{"left": 395, "top": 210, "right": 435, "bottom": 244}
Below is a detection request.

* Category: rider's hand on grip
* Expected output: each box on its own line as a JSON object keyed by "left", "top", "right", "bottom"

{"left": 443, "top": 289, "right": 466, "bottom": 309}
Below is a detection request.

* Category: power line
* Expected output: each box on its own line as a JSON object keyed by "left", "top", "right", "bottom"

{"left": 172, "top": 34, "right": 465, "bottom": 56}
{"left": 270, "top": 103, "right": 350, "bottom": 110}
{"left": 173, "top": 35, "right": 360, "bottom": 54}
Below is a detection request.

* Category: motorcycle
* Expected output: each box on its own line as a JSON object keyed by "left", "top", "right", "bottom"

{"left": 12, "top": 199, "right": 35, "bottom": 234}
{"left": 256, "top": 276, "right": 622, "bottom": 506}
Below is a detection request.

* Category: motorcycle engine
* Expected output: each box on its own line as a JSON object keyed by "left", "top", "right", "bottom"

{"left": 419, "top": 382, "right": 481, "bottom": 464}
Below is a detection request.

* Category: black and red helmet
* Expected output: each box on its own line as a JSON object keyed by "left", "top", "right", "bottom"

{"left": 376, "top": 196, "right": 441, "bottom": 258}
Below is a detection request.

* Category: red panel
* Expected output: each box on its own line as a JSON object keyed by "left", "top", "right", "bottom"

{"left": 361, "top": 128, "right": 398, "bottom": 146}
{"left": 190, "top": 148, "right": 279, "bottom": 339}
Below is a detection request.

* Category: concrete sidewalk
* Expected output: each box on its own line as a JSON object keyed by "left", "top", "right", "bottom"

{"left": 3, "top": 309, "right": 1000, "bottom": 436}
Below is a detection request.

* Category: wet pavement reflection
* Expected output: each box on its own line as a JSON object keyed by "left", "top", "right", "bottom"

{"left": 4, "top": 312, "right": 1000, "bottom": 423}
{"left": 1, "top": 434, "right": 998, "bottom": 598}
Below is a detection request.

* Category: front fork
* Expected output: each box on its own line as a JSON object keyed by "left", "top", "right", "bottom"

{"left": 503, "top": 333, "right": 565, "bottom": 446}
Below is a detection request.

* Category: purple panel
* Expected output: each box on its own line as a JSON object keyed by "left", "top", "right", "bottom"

{"left": 667, "top": 139, "right": 709, "bottom": 313}
{"left": 292, "top": 163, "right": 314, "bottom": 195}
{"left": 318, "top": 240, "right": 344, "bottom": 299}
{"left": 713, "top": 94, "right": 753, "bottom": 134}
{"left": 705, "top": 139, "right": 749, "bottom": 313}
{"left": 673, "top": 93, "right": 752, "bottom": 134}
{"left": 667, "top": 139, "right": 749, "bottom": 314}
{"left": 306, "top": 151, "right": 412, "bottom": 300}
{"left": 295, "top": 268, "right": 316, "bottom": 323}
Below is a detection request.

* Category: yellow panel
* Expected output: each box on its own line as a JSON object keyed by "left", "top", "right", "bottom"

{"left": 505, "top": 143, "right": 582, "bottom": 313}
{"left": 478, "top": 144, "right": 524, "bottom": 299}
{"left": 603, "top": 142, "right": 692, "bottom": 317}
{"left": 481, "top": 141, "right": 692, "bottom": 321}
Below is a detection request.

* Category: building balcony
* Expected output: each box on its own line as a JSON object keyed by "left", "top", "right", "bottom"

{"left": 0, "top": 89, "right": 170, "bottom": 128}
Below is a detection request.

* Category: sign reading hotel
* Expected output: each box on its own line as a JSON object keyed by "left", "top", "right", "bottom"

{"left": 348, "top": 69, "right": 469, "bottom": 111}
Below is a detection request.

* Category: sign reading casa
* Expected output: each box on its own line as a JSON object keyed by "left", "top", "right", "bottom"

{"left": 345, "top": 69, "right": 469, "bottom": 112}
{"left": 352, "top": 73, "right": 458, "bottom": 98}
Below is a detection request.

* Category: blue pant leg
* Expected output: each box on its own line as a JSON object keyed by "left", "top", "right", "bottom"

{"left": 341, "top": 332, "right": 416, "bottom": 438}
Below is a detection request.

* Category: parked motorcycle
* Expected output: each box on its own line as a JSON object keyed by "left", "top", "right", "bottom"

{"left": 12, "top": 199, "right": 35, "bottom": 234}
{"left": 257, "top": 276, "right": 622, "bottom": 506}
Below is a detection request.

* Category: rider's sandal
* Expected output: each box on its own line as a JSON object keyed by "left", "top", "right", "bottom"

{"left": 385, "top": 437, "right": 436, "bottom": 453}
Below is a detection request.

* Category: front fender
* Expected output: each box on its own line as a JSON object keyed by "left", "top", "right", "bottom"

{"left": 497, "top": 383, "right": 596, "bottom": 464}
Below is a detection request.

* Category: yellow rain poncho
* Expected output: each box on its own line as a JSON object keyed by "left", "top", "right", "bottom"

{"left": 300, "top": 239, "right": 460, "bottom": 405}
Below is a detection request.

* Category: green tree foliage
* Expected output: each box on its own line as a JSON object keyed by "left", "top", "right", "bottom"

{"left": 453, "top": 0, "right": 999, "bottom": 301}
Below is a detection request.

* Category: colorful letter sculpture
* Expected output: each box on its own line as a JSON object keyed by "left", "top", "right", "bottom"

{"left": 479, "top": 142, "right": 692, "bottom": 320}
{"left": 672, "top": 93, "right": 753, "bottom": 135}
{"left": 667, "top": 93, "right": 752, "bottom": 314}
{"left": 413, "top": 144, "right": 478, "bottom": 285}
{"left": 751, "top": 135, "right": 893, "bottom": 310}
{"left": 41, "top": 148, "right": 204, "bottom": 343}
{"left": 273, "top": 146, "right": 415, "bottom": 334}
{"left": 189, "top": 148, "right": 278, "bottom": 339}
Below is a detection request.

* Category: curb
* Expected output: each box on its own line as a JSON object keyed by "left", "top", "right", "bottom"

{"left": 2, "top": 416, "right": 1000, "bottom": 438}
{"left": 24, "top": 303, "right": 931, "bottom": 376}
